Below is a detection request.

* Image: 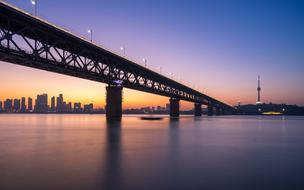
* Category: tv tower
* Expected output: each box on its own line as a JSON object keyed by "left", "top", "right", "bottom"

{"left": 256, "top": 75, "right": 261, "bottom": 104}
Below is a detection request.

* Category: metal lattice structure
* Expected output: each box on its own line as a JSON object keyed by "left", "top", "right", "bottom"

{"left": 0, "top": 2, "right": 233, "bottom": 111}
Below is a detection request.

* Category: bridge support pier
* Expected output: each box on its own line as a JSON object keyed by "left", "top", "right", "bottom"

{"left": 106, "top": 85, "right": 122, "bottom": 121}
{"left": 194, "top": 103, "right": 202, "bottom": 116}
{"left": 207, "top": 104, "right": 214, "bottom": 116}
{"left": 170, "top": 98, "right": 180, "bottom": 118}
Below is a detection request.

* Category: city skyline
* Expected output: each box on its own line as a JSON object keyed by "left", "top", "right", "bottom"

{"left": 1, "top": 0, "right": 303, "bottom": 107}
{"left": 0, "top": 93, "right": 175, "bottom": 113}
{"left": 0, "top": 93, "right": 94, "bottom": 113}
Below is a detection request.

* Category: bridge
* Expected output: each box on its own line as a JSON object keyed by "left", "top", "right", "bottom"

{"left": 0, "top": 2, "right": 235, "bottom": 120}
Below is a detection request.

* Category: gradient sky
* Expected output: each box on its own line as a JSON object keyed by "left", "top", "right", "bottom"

{"left": 1, "top": 0, "right": 303, "bottom": 109}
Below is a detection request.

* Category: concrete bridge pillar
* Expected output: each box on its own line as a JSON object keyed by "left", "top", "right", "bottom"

{"left": 194, "top": 103, "right": 202, "bottom": 116}
{"left": 170, "top": 98, "right": 180, "bottom": 117}
{"left": 207, "top": 104, "right": 214, "bottom": 116}
{"left": 106, "top": 85, "right": 122, "bottom": 121}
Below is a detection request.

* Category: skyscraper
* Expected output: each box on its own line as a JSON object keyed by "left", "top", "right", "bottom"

{"left": 67, "top": 102, "right": 72, "bottom": 112}
{"left": 256, "top": 76, "right": 262, "bottom": 104}
{"left": 74, "top": 102, "right": 82, "bottom": 112}
{"left": 84, "top": 103, "right": 93, "bottom": 113}
{"left": 0, "top": 101, "right": 2, "bottom": 111}
{"left": 34, "top": 94, "right": 48, "bottom": 112}
{"left": 4, "top": 99, "right": 13, "bottom": 112}
{"left": 51, "top": 96, "right": 55, "bottom": 112}
{"left": 13, "top": 99, "right": 21, "bottom": 112}
{"left": 56, "top": 94, "right": 63, "bottom": 113}
{"left": 28, "top": 97, "right": 33, "bottom": 111}
{"left": 21, "top": 97, "right": 26, "bottom": 112}
{"left": 62, "top": 102, "right": 67, "bottom": 112}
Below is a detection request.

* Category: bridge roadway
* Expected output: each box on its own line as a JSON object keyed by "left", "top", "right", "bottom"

{"left": 0, "top": 2, "right": 235, "bottom": 120}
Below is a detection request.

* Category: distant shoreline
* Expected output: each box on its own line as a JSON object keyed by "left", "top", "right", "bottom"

{"left": 1, "top": 112, "right": 304, "bottom": 116}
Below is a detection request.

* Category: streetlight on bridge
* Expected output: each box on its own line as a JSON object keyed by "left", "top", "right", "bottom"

{"left": 120, "top": 46, "right": 126, "bottom": 56}
{"left": 157, "top": 66, "right": 162, "bottom": 74}
{"left": 142, "top": 58, "right": 147, "bottom": 68}
{"left": 30, "top": 0, "right": 37, "bottom": 16}
{"left": 87, "top": 29, "right": 93, "bottom": 42}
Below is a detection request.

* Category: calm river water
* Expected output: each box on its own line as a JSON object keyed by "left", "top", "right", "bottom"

{"left": 0, "top": 114, "right": 304, "bottom": 190}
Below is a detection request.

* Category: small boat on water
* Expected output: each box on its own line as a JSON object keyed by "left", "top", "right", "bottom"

{"left": 140, "top": 110, "right": 163, "bottom": 120}
{"left": 140, "top": 116, "right": 163, "bottom": 120}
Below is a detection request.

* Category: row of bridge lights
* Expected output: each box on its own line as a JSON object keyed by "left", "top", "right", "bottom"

{"left": 29, "top": 0, "right": 204, "bottom": 93}
{"left": 85, "top": 32, "right": 187, "bottom": 84}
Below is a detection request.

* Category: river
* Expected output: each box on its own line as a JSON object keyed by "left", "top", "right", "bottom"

{"left": 0, "top": 114, "right": 304, "bottom": 190}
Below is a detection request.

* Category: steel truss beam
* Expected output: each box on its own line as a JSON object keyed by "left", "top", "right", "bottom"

{"left": 0, "top": 2, "right": 234, "bottom": 111}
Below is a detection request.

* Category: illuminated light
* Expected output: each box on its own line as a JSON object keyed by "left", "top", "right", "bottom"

{"left": 113, "top": 79, "right": 123, "bottom": 87}
{"left": 142, "top": 58, "right": 147, "bottom": 67}
{"left": 120, "top": 46, "right": 126, "bottom": 56}
{"left": 157, "top": 66, "right": 162, "bottom": 73}
{"left": 87, "top": 29, "right": 93, "bottom": 42}
{"left": 262, "top": 112, "right": 283, "bottom": 115}
{"left": 31, "top": 0, "right": 36, "bottom": 5}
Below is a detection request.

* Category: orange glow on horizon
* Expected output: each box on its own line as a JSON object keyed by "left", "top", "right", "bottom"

{"left": 0, "top": 62, "right": 197, "bottom": 110}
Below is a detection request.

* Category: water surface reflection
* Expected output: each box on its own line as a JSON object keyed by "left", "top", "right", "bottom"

{"left": 0, "top": 115, "right": 304, "bottom": 190}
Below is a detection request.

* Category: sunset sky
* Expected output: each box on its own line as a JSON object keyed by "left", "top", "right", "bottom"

{"left": 1, "top": 0, "right": 303, "bottom": 109}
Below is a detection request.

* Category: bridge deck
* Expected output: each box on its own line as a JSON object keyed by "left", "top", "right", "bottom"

{"left": 0, "top": 1, "right": 233, "bottom": 111}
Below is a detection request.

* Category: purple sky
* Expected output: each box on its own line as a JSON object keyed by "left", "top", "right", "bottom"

{"left": 1, "top": 0, "right": 303, "bottom": 107}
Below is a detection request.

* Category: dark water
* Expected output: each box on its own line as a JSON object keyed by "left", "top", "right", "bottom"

{"left": 0, "top": 114, "right": 304, "bottom": 190}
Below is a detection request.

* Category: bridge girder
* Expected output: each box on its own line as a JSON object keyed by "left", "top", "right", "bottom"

{"left": 0, "top": 2, "right": 234, "bottom": 111}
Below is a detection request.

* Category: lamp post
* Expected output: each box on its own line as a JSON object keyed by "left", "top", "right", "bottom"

{"left": 142, "top": 58, "right": 147, "bottom": 68}
{"left": 157, "top": 66, "right": 162, "bottom": 74}
{"left": 120, "top": 46, "right": 125, "bottom": 56}
{"left": 87, "top": 29, "right": 93, "bottom": 42}
{"left": 30, "top": 0, "right": 37, "bottom": 16}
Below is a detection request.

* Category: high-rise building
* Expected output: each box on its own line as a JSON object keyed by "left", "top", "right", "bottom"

{"left": 13, "top": 99, "right": 21, "bottom": 112}
{"left": 56, "top": 94, "right": 63, "bottom": 112}
{"left": 74, "top": 102, "right": 82, "bottom": 112}
{"left": 166, "top": 103, "right": 170, "bottom": 111}
{"left": 62, "top": 102, "right": 67, "bottom": 112}
{"left": 84, "top": 103, "right": 93, "bottom": 113}
{"left": 51, "top": 96, "right": 55, "bottom": 112}
{"left": 34, "top": 94, "right": 48, "bottom": 113}
{"left": 67, "top": 102, "right": 72, "bottom": 112}
{"left": 4, "top": 99, "right": 13, "bottom": 112}
{"left": 0, "top": 101, "right": 2, "bottom": 111}
{"left": 28, "top": 97, "right": 33, "bottom": 111}
{"left": 21, "top": 97, "right": 26, "bottom": 112}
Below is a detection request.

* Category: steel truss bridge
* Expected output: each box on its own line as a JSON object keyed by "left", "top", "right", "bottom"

{"left": 0, "top": 2, "right": 234, "bottom": 115}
